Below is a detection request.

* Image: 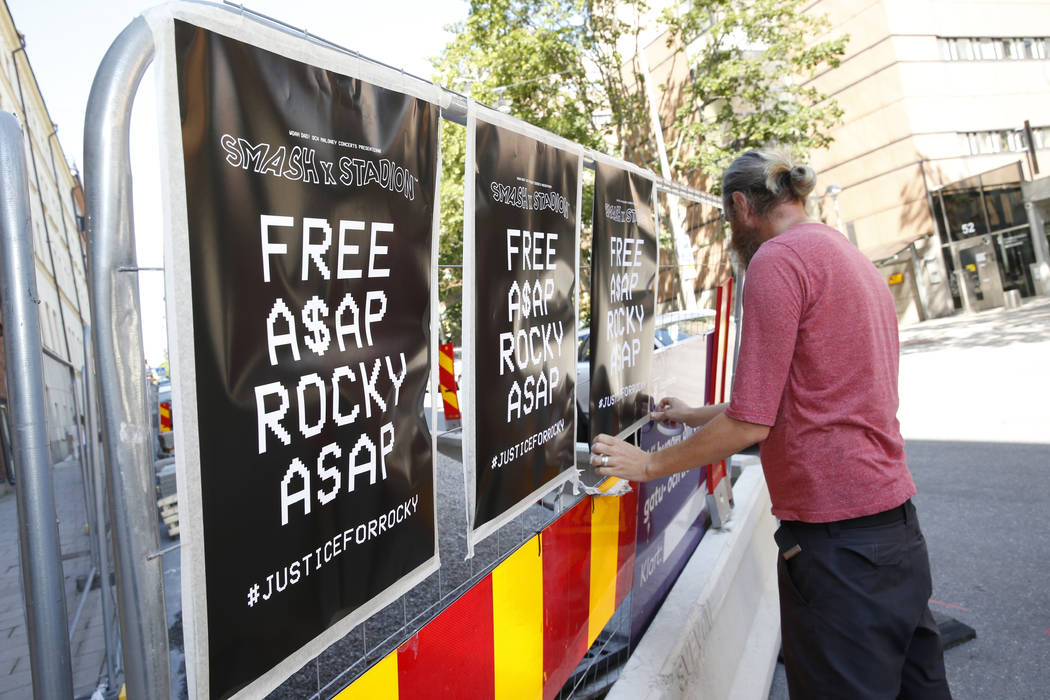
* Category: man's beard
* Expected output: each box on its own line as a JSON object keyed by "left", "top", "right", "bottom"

{"left": 729, "top": 220, "right": 763, "bottom": 267}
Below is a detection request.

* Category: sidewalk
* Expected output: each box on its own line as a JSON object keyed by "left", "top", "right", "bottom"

{"left": 0, "top": 456, "right": 112, "bottom": 698}
{"left": 897, "top": 295, "right": 1050, "bottom": 445}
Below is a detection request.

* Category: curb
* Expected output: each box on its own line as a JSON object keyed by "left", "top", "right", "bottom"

{"left": 608, "top": 464, "right": 780, "bottom": 700}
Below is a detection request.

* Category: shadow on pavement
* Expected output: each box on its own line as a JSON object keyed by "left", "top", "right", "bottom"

{"left": 899, "top": 298, "right": 1050, "bottom": 354}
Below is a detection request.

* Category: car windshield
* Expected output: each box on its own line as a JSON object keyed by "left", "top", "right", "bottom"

{"left": 578, "top": 309, "right": 715, "bottom": 353}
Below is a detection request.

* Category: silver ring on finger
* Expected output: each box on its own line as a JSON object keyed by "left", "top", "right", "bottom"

{"left": 601, "top": 454, "right": 609, "bottom": 467}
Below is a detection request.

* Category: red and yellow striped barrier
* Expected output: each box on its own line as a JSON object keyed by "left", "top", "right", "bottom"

{"left": 337, "top": 488, "right": 638, "bottom": 699}
{"left": 438, "top": 343, "right": 461, "bottom": 422}
{"left": 159, "top": 400, "right": 172, "bottom": 433}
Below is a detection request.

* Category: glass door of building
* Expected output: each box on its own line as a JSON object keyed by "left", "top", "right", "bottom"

{"left": 995, "top": 227, "right": 1036, "bottom": 297}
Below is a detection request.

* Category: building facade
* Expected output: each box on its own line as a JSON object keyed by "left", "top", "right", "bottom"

{"left": 614, "top": 0, "right": 1050, "bottom": 323}
{"left": 1, "top": 1, "right": 90, "bottom": 467}
{"left": 804, "top": 0, "right": 1050, "bottom": 322}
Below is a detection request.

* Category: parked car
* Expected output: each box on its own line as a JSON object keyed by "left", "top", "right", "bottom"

{"left": 576, "top": 309, "right": 716, "bottom": 441}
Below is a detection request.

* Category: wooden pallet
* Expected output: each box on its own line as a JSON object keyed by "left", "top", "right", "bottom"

{"left": 157, "top": 494, "right": 180, "bottom": 538}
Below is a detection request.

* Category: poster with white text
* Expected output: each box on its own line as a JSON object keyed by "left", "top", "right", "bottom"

{"left": 173, "top": 22, "right": 438, "bottom": 697}
{"left": 467, "top": 118, "right": 578, "bottom": 543}
{"left": 588, "top": 161, "right": 656, "bottom": 439}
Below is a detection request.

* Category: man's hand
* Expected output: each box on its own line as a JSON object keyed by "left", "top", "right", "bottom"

{"left": 651, "top": 396, "right": 692, "bottom": 424}
{"left": 590, "top": 433, "right": 655, "bottom": 482}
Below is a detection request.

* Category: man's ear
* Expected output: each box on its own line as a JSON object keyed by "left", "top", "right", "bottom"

{"left": 731, "top": 191, "right": 749, "bottom": 219}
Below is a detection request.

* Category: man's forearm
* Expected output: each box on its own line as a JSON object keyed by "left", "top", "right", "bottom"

{"left": 684, "top": 402, "right": 729, "bottom": 428}
{"left": 649, "top": 413, "right": 768, "bottom": 479}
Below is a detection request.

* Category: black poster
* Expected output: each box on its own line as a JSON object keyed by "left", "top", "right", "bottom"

{"left": 589, "top": 162, "right": 656, "bottom": 438}
{"left": 470, "top": 119, "right": 577, "bottom": 534}
{"left": 174, "top": 23, "right": 437, "bottom": 697}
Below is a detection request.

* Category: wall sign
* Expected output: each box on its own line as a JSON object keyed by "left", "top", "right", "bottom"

{"left": 169, "top": 20, "right": 439, "bottom": 697}
{"left": 464, "top": 113, "right": 579, "bottom": 550}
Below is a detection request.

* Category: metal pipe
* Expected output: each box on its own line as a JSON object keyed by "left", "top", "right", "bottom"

{"left": 41, "top": 344, "right": 75, "bottom": 369}
{"left": 0, "top": 110, "right": 75, "bottom": 698}
{"left": 65, "top": 361, "right": 100, "bottom": 644}
{"left": 84, "top": 16, "right": 170, "bottom": 700}
{"left": 68, "top": 566, "right": 97, "bottom": 644}
{"left": 63, "top": 357, "right": 112, "bottom": 690}
{"left": 10, "top": 46, "right": 75, "bottom": 365}
{"left": 83, "top": 324, "right": 118, "bottom": 690}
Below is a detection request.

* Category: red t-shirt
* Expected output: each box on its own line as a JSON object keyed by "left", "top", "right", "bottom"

{"left": 725, "top": 223, "right": 915, "bottom": 522}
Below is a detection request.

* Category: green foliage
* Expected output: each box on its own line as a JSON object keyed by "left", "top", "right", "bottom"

{"left": 663, "top": 0, "right": 848, "bottom": 189}
{"left": 431, "top": 0, "right": 643, "bottom": 339}
{"left": 430, "top": 0, "right": 847, "bottom": 337}
{"left": 434, "top": 0, "right": 636, "bottom": 148}
{"left": 437, "top": 120, "right": 466, "bottom": 342}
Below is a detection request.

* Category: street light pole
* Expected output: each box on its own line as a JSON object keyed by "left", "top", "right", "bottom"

{"left": 824, "top": 184, "right": 855, "bottom": 245}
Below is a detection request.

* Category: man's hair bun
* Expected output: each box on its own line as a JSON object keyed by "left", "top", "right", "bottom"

{"left": 764, "top": 155, "right": 816, "bottom": 200}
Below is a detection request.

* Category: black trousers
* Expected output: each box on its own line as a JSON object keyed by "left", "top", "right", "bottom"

{"left": 775, "top": 501, "right": 952, "bottom": 699}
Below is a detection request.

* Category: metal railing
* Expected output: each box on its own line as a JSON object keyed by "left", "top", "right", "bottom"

{"left": 0, "top": 110, "right": 75, "bottom": 699}
{"left": 74, "top": 3, "right": 736, "bottom": 697}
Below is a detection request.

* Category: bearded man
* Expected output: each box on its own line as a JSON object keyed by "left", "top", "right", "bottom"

{"left": 590, "top": 150, "right": 952, "bottom": 699}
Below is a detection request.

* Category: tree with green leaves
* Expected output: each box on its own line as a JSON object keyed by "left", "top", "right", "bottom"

{"left": 430, "top": 0, "right": 847, "bottom": 337}
{"left": 431, "top": 0, "right": 644, "bottom": 339}
{"left": 662, "top": 0, "right": 848, "bottom": 187}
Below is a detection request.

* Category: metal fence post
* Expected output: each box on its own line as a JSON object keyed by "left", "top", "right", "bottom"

{"left": 0, "top": 110, "right": 75, "bottom": 698}
{"left": 84, "top": 16, "right": 170, "bottom": 699}
{"left": 83, "top": 325, "right": 118, "bottom": 690}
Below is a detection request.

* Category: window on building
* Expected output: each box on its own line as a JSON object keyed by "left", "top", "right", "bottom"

{"left": 1035, "top": 126, "right": 1050, "bottom": 150}
{"left": 962, "top": 126, "right": 1050, "bottom": 155}
{"left": 940, "top": 35, "right": 1050, "bottom": 61}
{"left": 978, "top": 38, "right": 1001, "bottom": 60}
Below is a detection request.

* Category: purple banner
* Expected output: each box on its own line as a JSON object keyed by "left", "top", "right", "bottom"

{"left": 630, "top": 411, "right": 709, "bottom": 644}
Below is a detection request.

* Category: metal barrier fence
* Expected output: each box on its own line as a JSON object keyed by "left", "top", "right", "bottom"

{"left": 0, "top": 110, "right": 121, "bottom": 698}
{"left": 1, "top": 2, "right": 731, "bottom": 698}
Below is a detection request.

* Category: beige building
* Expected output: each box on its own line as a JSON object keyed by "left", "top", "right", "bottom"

{"left": 804, "top": 0, "right": 1050, "bottom": 323}
{"left": 615, "top": 0, "right": 1050, "bottom": 323}
{"left": 1, "top": 0, "right": 90, "bottom": 464}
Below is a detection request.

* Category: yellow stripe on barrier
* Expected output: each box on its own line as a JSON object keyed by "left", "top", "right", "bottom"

{"left": 587, "top": 496, "right": 620, "bottom": 647}
{"left": 439, "top": 351, "right": 455, "bottom": 375}
{"left": 492, "top": 535, "right": 544, "bottom": 700}
{"left": 335, "top": 650, "right": 398, "bottom": 700}
{"left": 443, "top": 391, "right": 459, "bottom": 411}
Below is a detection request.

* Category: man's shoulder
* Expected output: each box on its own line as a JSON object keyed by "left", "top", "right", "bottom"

{"left": 775, "top": 222, "right": 842, "bottom": 249}
{"left": 757, "top": 223, "right": 854, "bottom": 265}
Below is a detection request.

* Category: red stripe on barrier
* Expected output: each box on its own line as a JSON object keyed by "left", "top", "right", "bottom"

{"left": 615, "top": 487, "right": 638, "bottom": 608}
{"left": 707, "top": 279, "right": 732, "bottom": 495}
{"left": 718, "top": 279, "right": 733, "bottom": 404}
{"left": 541, "top": 499, "right": 592, "bottom": 700}
{"left": 438, "top": 343, "right": 458, "bottom": 390}
{"left": 397, "top": 575, "right": 496, "bottom": 699}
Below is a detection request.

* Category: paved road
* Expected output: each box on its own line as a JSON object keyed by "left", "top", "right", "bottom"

{"left": 770, "top": 297, "right": 1050, "bottom": 699}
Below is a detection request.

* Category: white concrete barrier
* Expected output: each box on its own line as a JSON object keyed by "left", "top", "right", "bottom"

{"left": 609, "top": 464, "right": 780, "bottom": 700}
